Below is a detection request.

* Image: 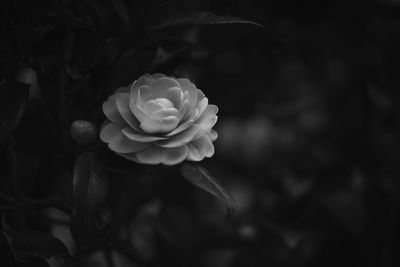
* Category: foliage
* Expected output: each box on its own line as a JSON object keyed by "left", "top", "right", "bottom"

{"left": 0, "top": 0, "right": 257, "bottom": 266}
{"left": 2, "top": 0, "right": 400, "bottom": 267}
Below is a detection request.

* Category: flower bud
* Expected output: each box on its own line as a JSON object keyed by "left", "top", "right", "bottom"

{"left": 70, "top": 120, "right": 98, "bottom": 146}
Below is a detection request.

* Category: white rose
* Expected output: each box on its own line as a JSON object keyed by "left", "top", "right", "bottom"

{"left": 100, "top": 74, "right": 218, "bottom": 165}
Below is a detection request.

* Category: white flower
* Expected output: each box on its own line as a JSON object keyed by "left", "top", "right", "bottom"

{"left": 100, "top": 74, "right": 218, "bottom": 165}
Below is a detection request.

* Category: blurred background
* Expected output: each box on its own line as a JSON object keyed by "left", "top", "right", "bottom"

{"left": 2, "top": 0, "right": 400, "bottom": 266}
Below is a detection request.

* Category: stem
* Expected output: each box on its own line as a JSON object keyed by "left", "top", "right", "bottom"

{"left": 6, "top": 136, "right": 19, "bottom": 197}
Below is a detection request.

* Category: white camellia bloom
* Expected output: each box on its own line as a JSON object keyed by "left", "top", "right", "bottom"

{"left": 100, "top": 74, "right": 218, "bottom": 165}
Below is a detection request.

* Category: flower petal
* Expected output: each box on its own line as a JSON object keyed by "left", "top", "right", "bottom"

{"left": 142, "top": 99, "right": 165, "bottom": 115}
{"left": 116, "top": 86, "right": 130, "bottom": 94}
{"left": 117, "top": 152, "right": 140, "bottom": 163}
{"left": 155, "top": 125, "right": 200, "bottom": 148}
{"left": 193, "top": 115, "right": 218, "bottom": 140}
{"left": 198, "top": 104, "right": 218, "bottom": 121}
{"left": 140, "top": 115, "right": 179, "bottom": 134}
{"left": 186, "top": 135, "right": 214, "bottom": 161}
{"left": 103, "top": 100, "right": 126, "bottom": 126}
{"left": 186, "top": 144, "right": 202, "bottom": 161}
{"left": 108, "top": 134, "right": 151, "bottom": 153}
{"left": 134, "top": 85, "right": 152, "bottom": 105}
{"left": 100, "top": 122, "right": 121, "bottom": 143}
{"left": 122, "top": 127, "right": 167, "bottom": 142}
{"left": 149, "top": 77, "right": 181, "bottom": 100}
{"left": 152, "top": 107, "right": 180, "bottom": 120}
{"left": 134, "top": 73, "right": 164, "bottom": 88}
{"left": 115, "top": 93, "right": 141, "bottom": 131}
{"left": 166, "top": 87, "right": 183, "bottom": 108}
{"left": 135, "top": 145, "right": 188, "bottom": 165}
{"left": 195, "top": 97, "right": 208, "bottom": 119}
{"left": 196, "top": 89, "right": 205, "bottom": 104}
{"left": 162, "top": 145, "right": 189, "bottom": 165}
{"left": 177, "top": 78, "right": 197, "bottom": 117}
{"left": 130, "top": 102, "right": 148, "bottom": 123}
{"left": 208, "top": 129, "right": 218, "bottom": 141}
{"left": 166, "top": 118, "right": 194, "bottom": 136}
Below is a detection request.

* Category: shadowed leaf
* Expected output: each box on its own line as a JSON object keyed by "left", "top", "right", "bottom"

{"left": 72, "top": 30, "right": 104, "bottom": 71}
{"left": 112, "top": 0, "right": 130, "bottom": 32}
{"left": 0, "top": 80, "right": 30, "bottom": 141}
{"left": 0, "top": 232, "right": 16, "bottom": 267}
{"left": 17, "top": 257, "right": 50, "bottom": 267}
{"left": 71, "top": 152, "right": 110, "bottom": 249}
{"left": 148, "top": 12, "right": 263, "bottom": 33}
{"left": 72, "top": 152, "right": 109, "bottom": 214}
{"left": 180, "top": 163, "right": 237, "bottom": 217}
{"left": 3, "top": 228, "right": 69, "bottom": 261}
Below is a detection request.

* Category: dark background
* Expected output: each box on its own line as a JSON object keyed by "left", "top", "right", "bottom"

{"left": 1, "top": 0, "right": 400, "bottom": 266}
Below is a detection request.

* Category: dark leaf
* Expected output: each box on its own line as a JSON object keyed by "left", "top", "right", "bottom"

{"left": 111, "top": 0, "right": 130, "bottom": 32}
{"left": 0, "top": 232, "right": 16, "bottom": 267}
{"left": 147, "top": 12, "right": 263, "bottom": 33}
{"left": 107, "top": 192, "right": 131, "bottom": 236}
{"left": 72, "top": 30, "right": 104, "bottom": 71}
{"left": 180, "top": 163, "right": 237, "bottom": 217}
{"left": 105, "top": 47, "right": 157, "bottom": 95}
{"left": 0, "top": 80, "right": 30, "bottom": 141}
{"left": 52, "top": 1, "right": 91, "bottom": 27}
{"left": 17, "top": 257, "right": 50, "bottom": 267}
{"left": 73, "top": 152, "right": 109, "bottom": 214}
{"left": 71, "top": 203, "right": 110, "bottom": 249}
{"left": 3, "top": 228, "right": 69, "bottom": 261}
{"left": 84, "top": 1, "right": 117, "bottom": 36}
{"left": 151, "top": 39, "right": 207, "bottom": 72}
{"left": 71, "top": 152, "right": 110, "bottom": 249}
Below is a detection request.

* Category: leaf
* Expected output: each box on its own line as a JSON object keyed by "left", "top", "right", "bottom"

{"left": 147, "top": 12, "right": 263, "bottom": 33}
{"left": 72, "top": 152, "right": 109, "bottom": 214}
{"left": 105, "top": 47, "right": 157, "bottom": 94}
{"left": 151, "top": 39, "right": 207, "bottom": 72}
{"left": 0, "top": 232, "right": 16, "bottom": 267}
{"left": 17, "top": 257, "right": 50, "bottom": 267}
{"left": 71, "top": 203, "right": 110, "bottom": 249}
{"left": 107, "top": 192, "right": 131, "bottom": 236}
{"left": 180, "top": 163, "right": 237, "bottom": 217}
{"left": 111, "top": 0, "right": 130, "bottom": 32}
{"left": 3, "top": 228, "right": 69, "bottom": 261}
{"left": 71, "top": 152, "right": 110, "bottom": 249}
{"left": 0, "top": 80, "right": 30, "bottom": 141}
{"left": 72, "top": 30, "right": 104, "bottom": 71}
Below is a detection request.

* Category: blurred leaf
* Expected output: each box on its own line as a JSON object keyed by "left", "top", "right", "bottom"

{"left": 107, "top": 192, "right": 131, "bottom": 236}
{"left": 71, "top": 152, "right": 110, "bottom": 249}
{"left": 72, "top": 30, "right": 104, "bottom": 71}
{"left": 71, "top": 203, "right": 111, "bottom": 249}
{"left": 0, "top": 80, "right": 29, "bottom": 141}
{"left": 105, "top": 47, "right": 156, "bottom": 94}
{"left": 13, "top": 99, "right": 59, "bottom": 157}
{"left": 72, "top": 152, "right": 109, "bottom": 214}
{"left": 151, "top": 40, "right": 207, "bottom": 72}
{"left": 52, "top": 1, "right": 91, "bottom": 27}
{"left": 0, "top": 232, "right": 16, "bottom": 267}
{"left": 147, "top": 12, "right": 263, "bottom": 33}
{"left": 3, "top": 228, "right": 69, "bottom": 261}
{"left": 180, "top": 164, "right": 237, "bottom": 217}
{"left": 17, "top": 257, "right": 50, "bottom": 267}
{"left": 111, "top": 0, "right": 130, "bottom": 32}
